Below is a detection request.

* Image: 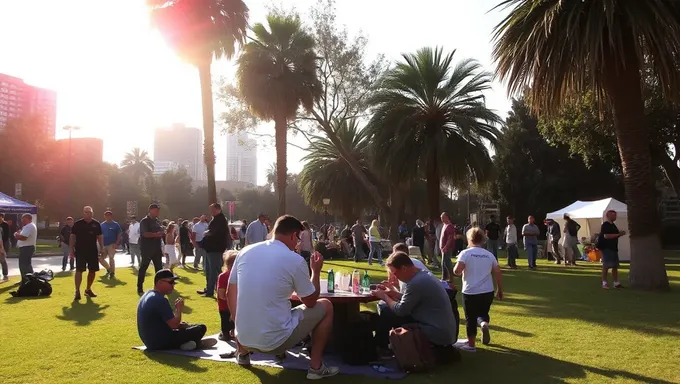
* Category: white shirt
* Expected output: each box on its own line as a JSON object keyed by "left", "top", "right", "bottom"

{"left": 193, "top": 222, "right": 208, "bottom": 242}
{"left": 17, "top": 222, "right": 37, "bottom": 247}
{"left": 128, "top": 222, "right": 140, "bottom": 244}
{"left": 229, "top": 240, "right": 316, "bottom": 351}
{"left": 505, "top": 224, "right": 517, "bottom": 245}
{"left": 457, "top": 247, "right": 498, "bottom": 295}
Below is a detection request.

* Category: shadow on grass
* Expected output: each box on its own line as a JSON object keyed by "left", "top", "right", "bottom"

{"left": 4, "top": 295, "right": 51, "bottom": 304}
{"left": 244, "top": 365, "right": 309, "bottom": 384}
{"left": 99, "top": 276, "right": 128, "bottom": 288}
{"left": 56, "top": 297, "right": 110, "bottom": 325}
{"left": 492, "top": 325, "right": 534, "bottom": 338}
{"left": 143, "top": 351, "right": 208, "bottom": 373}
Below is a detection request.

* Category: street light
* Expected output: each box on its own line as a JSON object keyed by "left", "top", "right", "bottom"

{"left": 322, "top": 198, "right": 330, "bottom": 228}
{"left": 63, "top": 125, "right": 81, "bottom": 217}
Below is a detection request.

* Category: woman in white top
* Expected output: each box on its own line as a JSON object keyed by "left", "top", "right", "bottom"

{"left": 453, "top": 227, "right": 504, "bottom": 352}
{"left": 164, "top": 222, "right": 179, "bottom": 272}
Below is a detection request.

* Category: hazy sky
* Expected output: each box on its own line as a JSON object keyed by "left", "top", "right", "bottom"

{"left": 0, "top": 0, "right": 512, "bottom": 185}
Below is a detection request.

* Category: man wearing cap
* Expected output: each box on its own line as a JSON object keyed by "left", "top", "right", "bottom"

{"left": 137, "top": 204, "right": 165, "bottom": 295}
{"left": 245, "top": 213, "right": 268, "bottom": 246}
{"left": 137, "top": 269, "right": 216, "bottom": 351}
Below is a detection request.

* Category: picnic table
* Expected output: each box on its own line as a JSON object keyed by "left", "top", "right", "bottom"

{"left": 291, "top": 290, "right": 379, "bottom": 351}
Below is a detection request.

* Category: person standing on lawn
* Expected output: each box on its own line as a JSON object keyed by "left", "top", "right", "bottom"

{"left": 504, "top": 216, "right": 518, "bottom": 269}
{"left": 192, "top": 215, "right": 208, "bottom": 269}
{"left": 599, "top": 210, "right": 626, "bottom": 289}
{"left": 137, "top": 204, "right": 165, "bottom": 295}
{"left": 60, "top": 217, "right": 75, "bottom": 271}
{"left": 0, "top": 213, "right": 10, "bottom": 281}
{"left": 440, "top": 212, "right": 457, "bottom": 281}
{"left": 351, "top": 219, "right": 367, "bottom": 262}
{"left": 99, "top": 210, "right": 122, "bottom": 279}
{"left": 454, "top": 227, "right": 504, "bottom": 352}
{"left": 546, "top": 218, "right": 562, "bottom": 264}
{"left": 245, "top": 213, "right": 268, "bottom": 245}
{"left": 217, "top": 250, "right": 238, "bottom": 341}
{"left": 484, "top": 215, "right": 501, "bottom": 260}
{"left": 197, "top": 203, "right": 229, "bottom": 298}
{"left": 14, "top": 213, "right": 37, "bottom": 283}
{"left": 137, "top": 269, "right": 217, "bottom": 351}
{"left": 128, "top": 216, "right": 141, "bottom": 266}
{"left": 562, "top": 214, "right": 581, "bottom": 266}
{"left": 522, "top": 216, "right": 540, "bottom": 270}
{"left": 228, "top": 215, "right": 339, "bottom": 379}
{"left": 69, "top": 206, "right": 104, "bottom": 300}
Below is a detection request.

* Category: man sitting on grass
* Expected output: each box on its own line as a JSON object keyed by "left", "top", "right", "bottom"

{"left": 371, "top": 251, "right": 457, "bottom": 362}
{"left": 137, "top": 269, "right": 217, "bottom": 351}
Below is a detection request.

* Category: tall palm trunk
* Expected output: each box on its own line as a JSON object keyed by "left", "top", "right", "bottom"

{"left": 426, "top": 152, "right": 441, "bottom": 223}
{"left": 603, "top": 33, "right": 669, "bottom": 291}
{"left": 198, "top": 61, "right": 218, "bottom": 205}
{"left": 275, "top": 115, "right": 288, "bottom": 215}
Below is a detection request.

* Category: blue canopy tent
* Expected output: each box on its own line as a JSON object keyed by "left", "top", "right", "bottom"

{"left": 0, "top": 192, "right": 38, "bottom": 214}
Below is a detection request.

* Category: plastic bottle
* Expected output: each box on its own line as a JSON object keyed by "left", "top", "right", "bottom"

{"left": 334, "top": 271, "right": 342, "bottom": 291}
{"left": 361, "top": 270, "right": 370, "bottom": 293}
{"left": 352, "top": 269, "right": 361, "bottom": 294}
{"left": 327, "top": 269, "right": 335, "bottom": 294}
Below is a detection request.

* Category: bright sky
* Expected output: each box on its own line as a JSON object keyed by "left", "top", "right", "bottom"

{"left": 0, "top": 0, "right": 511, "bottom": 186}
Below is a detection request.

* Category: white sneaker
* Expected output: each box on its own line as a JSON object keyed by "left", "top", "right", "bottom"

{"left": 457, "top": 343, "right": 476, "bottom": 352}
{"left": 180, "top": 341, "right": 197, "bottom": 351}
{"left": 307, "top": 362, "right": 340, "bottom": 380}
{"left": 602, "top": 282, "right": 609, "bottom": 290}
{"left": 481, "top": 322, "right": 491, "bottom": 345}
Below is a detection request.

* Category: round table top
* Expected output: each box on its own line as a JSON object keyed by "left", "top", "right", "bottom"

{"left": 291, "top": 290, "right": 379, "bottom": 304}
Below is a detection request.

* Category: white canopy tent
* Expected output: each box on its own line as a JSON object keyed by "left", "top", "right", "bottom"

{"left": 546, "top": 198, "right": 630, "bottom": 261}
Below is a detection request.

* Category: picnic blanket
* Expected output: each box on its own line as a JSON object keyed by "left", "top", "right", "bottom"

{"left": 134, "top": 334, "right": 406, "bottom": 379}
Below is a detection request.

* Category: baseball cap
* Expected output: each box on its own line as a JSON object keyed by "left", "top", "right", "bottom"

{"left": 149, "top": 203, "right": 160, "bottom": 210}
{"left": 154, "top": 269, "right": 179, "bottom": 284}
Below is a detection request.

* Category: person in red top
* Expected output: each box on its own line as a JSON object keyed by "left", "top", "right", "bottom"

{"left": 217, "top": 250, "right": 238, "bottom": 341}
{"left": 439, "top": 212, "right": 456, "bottom": 282}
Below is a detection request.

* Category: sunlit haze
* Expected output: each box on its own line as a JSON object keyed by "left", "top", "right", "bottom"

{"left": 0, "top": 0, "right": 511, "bottom": 186}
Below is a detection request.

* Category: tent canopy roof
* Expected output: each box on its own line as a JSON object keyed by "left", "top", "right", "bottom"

{"left": 0, "top": 192, "right": 38, "bottom": 214}
{"left": 546, "top": 198, "right": 627, "bottom": 220}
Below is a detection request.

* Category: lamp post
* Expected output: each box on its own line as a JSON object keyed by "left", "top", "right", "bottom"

{"left": 322, "top": 198, "right": 330, "bottom": 228}
{"left": 63, "top": 125, "right": 80, "bottom": 216}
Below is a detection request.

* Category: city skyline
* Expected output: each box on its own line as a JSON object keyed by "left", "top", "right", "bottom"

{"left": 153, "top": 123, "right": 205, "bottom": 181}
{"left": 0, "top": 72, "right": 56, "bottom": 137}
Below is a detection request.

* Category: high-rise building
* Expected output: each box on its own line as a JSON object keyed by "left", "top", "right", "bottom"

{"left": 226, "top": 133, "right": 258, "bottom": 186}
{"left": 153, "top": 160, "right": 181, "bottom": 176}
{"left": 153, "top": 124, "right": 205, "bottom": 181}
{"left": 0, "top": 73, "right": 57, "bottom": 137}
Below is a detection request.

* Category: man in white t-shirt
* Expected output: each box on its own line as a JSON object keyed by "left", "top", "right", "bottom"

{"left": 14, "top": 214, "right": 37, "bottom": 283}
{"left": 128, "top": 216, "right": 141, "bottom": 266}
{"left": 228, "top": 215, "right": 339, "bottom": 380}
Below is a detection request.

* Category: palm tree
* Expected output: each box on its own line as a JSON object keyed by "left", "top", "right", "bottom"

{"left": 299, "top": 119, "right": 376, "bottom": 223}
{"left": 148, "top": 0, "right": 248, "bottom": 204}
{"left": 121, "top": 148, "right": 155, "bottom": 186}
{"left": 367, "top": 47, "right": 502, "bottom": 222}
{"left": 265, "top": 163, "right": 293, "bottom": 192}
{"left": 492, "top": 0, "right": 676, "bottom": 290}
{"left": 236, "top": 13, "right": 320, "bottom": 215}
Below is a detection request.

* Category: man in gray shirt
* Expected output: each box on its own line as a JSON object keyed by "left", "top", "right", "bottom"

{"left": 245, "top": 213, "right": 268, "bottom": 245}
{"left": 522, "top": 216, "right": 540, "bottom": 270}
{"left": 372, "top": 252, "right": 456, "bottom": 352}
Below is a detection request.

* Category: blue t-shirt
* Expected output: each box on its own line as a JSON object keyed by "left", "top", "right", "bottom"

{"left": 101, "top": 221, "right": 121, "bottom": 246}
{"left": 137, "top": 290, "right": 174, "bottom": 349}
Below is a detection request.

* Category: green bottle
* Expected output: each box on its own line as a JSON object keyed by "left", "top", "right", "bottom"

{"left": 327, "top": 269, "right": 335, "bottom": 293}
{"left": 361, "top": 270, "right": 370, "bottom": 293}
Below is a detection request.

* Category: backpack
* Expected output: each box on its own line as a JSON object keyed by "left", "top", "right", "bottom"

{"left": 339, "top": 312, "right": 379, "bottom": 365}
{"left": 11, "top": 273, "right": 53, "bottom": 297}
{"left": 389, "top": 324, "right": 436, "bottom": 373}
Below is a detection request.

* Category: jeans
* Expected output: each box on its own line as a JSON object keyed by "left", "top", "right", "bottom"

{"left": 375, "top": 301, "right": 416, "bottom": 348}
{"left": 205, "top": 251, "right": 223, "bottom": 297}
{"left": 18, "top": 245, "right": 35, "bottom": 283}
{"left": 151, "top": 324, "right": 207, "bottom": 350}
{"left": 0, "top": 241, "right": 9, "bottom": 277}
{"left": 61, "top": 243, "right": 74, "bottom": 270}
{"left": 193, "top": 247, "right": 206, "bottom": 269}
{"left": 442, "top": 250, "right": 454, "bottom": 281}
{"left": 353, "top": 238, "right": 365, "bottom": 262}
{"left": 368, "top": 242, "right": 382, "bottom": 264}
{"left": 526, "top": 243, "right": 537, "bottom": 268}
{"left": 129, "top": 243, "right": 141, "bottom": 265}
{"left": 487, "top": 239, "right": 499, "bottom": 260}
{"left": 462, "top": 291, "right": 494, "bottom": 339}
{"left": 137, "top": 248, "right": 163, "bottom": 291}
{"left": 507, "top": 244, "right": 518, "bottom": 267}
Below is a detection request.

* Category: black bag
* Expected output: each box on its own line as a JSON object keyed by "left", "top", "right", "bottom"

{"left": 338, "top": 312, "right": 379, "bottom": 365}
{"left": 11, "top": 273, "right": 52, "bottom": 297}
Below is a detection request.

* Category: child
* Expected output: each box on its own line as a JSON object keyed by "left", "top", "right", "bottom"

{"left": 217, "top": 250, "right": 238, "bottom": 341}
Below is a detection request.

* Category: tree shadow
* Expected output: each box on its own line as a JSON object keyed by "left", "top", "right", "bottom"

{"left": 5, "top": 295, "right": 51, "bottom": 304}
{"left": 142, "top": 351, "right": 208, "bottom": 373}
{"left": 244, "top": 365, "right": 313, "bottom": 384}
{"left": 56, "top": 297, "right": 109, "bottom": 325}
{"left": 99, "top": 276, "right": 128, "bottom": 288}
{"left": 492, "top": 325, "right": 534, "bottom": 338}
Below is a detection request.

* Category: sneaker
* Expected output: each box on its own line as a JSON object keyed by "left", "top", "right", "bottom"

{"left": 199, "top": 338, "right": 218, "bottom": 349}
{"left": 602, "top": 282, "right": 610, "bottom": 290}
{"left": 196, "top": 289, "right": 206, "bottom": 295}
{"left": 2, "top": 276, "right": 9, "bottom": 282}
{"left": 84, "top": 289, "right": 97, "bottom": 298}
{"left": 306, "top": 362, "right": 340, "bottom": 380}
{"left": 74, "top": 291, "right": 81, "bottom": 301}
{"left": 481, "top": 323, "right": 491, "bottom": 345}
{"left": 457, "top": 344, "right": 476, "bottom": 352}
{"left": 62, "top": 267, "right": 66, "bottom": 272}
{"left": 137, "top": 289, "right": 144, "bottom": 296}
{"left": 236, "top": 352, "right": 251, "bottom": 367}
{"left": 614, "top": 283, "right": 624, "bottom": 289}
{"left": 109, "top": 272, "right": 115, "bottom": 279}
{"left": 69, "top": 266, "right": 75, "bottom": 271}
{"left": 180, "top": 341, "right": 197, "bottom": 351}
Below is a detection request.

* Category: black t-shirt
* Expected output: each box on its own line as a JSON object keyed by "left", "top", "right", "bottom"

{"left": 599, "top": 221, "right": 619, "bottom": 251}
{"left": 60, "top": 225, "right": 72, "bottom": 245}
{"left": 412, "top": 226, "right": 425, "bottom": 246}
{"left": 485, "top": 222, "right": 501, "bottom": 240}
{"left": 72, "top": 219, "right": 102, "bottom": 255}
{"left": 139, "top": 215, "right": 163, "bottom": 253}
{"left": 179, "top": 226, "right": 190, "bottom": 244}
{"left": 0, "top": 221, "right": 9, "bottom": 243}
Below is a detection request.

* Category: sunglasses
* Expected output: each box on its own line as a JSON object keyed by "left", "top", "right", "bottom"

{"left": 161, "top": 279, "right": 177, "bottom": 285}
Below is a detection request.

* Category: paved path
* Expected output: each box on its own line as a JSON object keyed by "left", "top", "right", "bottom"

{"left": 4, "top": 251, "right": 199, "bottom": 277}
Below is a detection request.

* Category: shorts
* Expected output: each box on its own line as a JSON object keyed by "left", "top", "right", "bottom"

{"left": 76, "top": 251, "right": 100, "bottom": 272}
{"left": 101, "top": 244, "right": 116, "bottom": 259}
{"left": 246, "top": 304, "right": 326, "bottom": 355}
{"left": 602, "top": 249, "right": 620, "bottom": 270}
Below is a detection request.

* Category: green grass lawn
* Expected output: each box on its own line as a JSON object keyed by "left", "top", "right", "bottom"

{"left": 2, "top": 251, "right": 679, "bottom": 384}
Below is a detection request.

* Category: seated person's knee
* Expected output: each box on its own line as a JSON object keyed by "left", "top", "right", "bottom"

{"left": 317, "top": 298, "right": 333, "bottom": 316}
